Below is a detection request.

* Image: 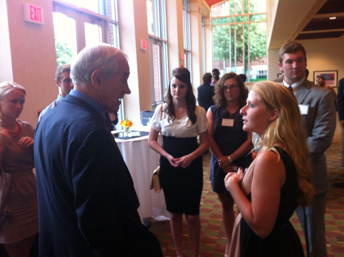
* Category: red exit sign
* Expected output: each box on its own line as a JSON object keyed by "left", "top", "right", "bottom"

{"left": 23, "top": 3, "right": 44, "bottom": 24}
{"left": 140, "top": 39, "right": 147, "bottom": 51}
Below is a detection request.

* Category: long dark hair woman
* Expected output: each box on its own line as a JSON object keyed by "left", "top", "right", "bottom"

{"left": 0, "top": 82, "right": 38, "bottom": 257}
{"left": 206, "top": 72, "right": 252, "bottom": 257}
{"left": 149, "top": 67, "right": 209, "bottom": 257}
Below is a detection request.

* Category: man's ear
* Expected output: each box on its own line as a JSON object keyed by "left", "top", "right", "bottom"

{"left": 55, "top": 79, "right": 60, "bottom": 87}
{"left": 269, "top": 108, "right": 279, "bottom": 122}
{"left": 91, "top": 70, "right": 103, "bottom": 89}
{"left": 278, "top": 62, "right": 283, "bottom": 71}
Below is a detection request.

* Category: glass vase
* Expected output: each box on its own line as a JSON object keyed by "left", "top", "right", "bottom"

{"left": 124, "top": 127, "right": 132, "bottom": 137}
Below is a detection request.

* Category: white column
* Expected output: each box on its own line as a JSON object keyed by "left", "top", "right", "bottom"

{"left": 118, "top": 0, "right": 152, "bottom": 124}
{"left": 189, "top": 0, "right": 203, "bottom": 94}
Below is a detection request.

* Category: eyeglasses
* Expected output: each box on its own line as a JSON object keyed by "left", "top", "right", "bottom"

{"left": 224, "top": 85, "right": 239, "bottom": 91}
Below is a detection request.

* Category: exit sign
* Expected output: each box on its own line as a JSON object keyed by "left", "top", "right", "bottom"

{"left": 23, "top": 3, "right": 44, "bottom": 24}
{"left": 140, "top": 39, "right": 147, "bottom": 51}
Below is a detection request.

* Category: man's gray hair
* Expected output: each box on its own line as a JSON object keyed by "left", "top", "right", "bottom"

{"left": 71, "top": 44, "right": 127, "bottom": 85}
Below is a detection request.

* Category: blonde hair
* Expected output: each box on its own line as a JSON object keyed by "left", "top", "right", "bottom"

{"left": 252, "top": 81, "right": 314, "bottom": 206}
{"left": 0, "top": 81, "right": 26, "bottom": 100}
{"left": 0, "top": 81, "right": 26, "bottom": 123}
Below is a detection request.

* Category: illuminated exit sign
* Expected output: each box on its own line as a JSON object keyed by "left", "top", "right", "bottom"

{"left": 23, "top": 3, "right": 44, "bottom": 24}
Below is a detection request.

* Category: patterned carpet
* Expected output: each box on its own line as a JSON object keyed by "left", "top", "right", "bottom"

{"left": 149, "top": 118, "right": 344, "bottom": 257}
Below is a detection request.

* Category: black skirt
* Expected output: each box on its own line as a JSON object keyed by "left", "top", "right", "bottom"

{"left": 159, "top": 136, "right": 203, "bottom": 215}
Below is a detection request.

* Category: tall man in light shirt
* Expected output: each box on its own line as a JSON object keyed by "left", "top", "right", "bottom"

{"left": 38, "top": 64, "right": 74, "bottom": 121}
{"left": 278, "top": 42, "right": 336, "bottom": 257}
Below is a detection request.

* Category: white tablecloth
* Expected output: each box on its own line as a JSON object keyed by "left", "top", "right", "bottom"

{"left": 115, "top": 135, "right": 170, "bottom": 221}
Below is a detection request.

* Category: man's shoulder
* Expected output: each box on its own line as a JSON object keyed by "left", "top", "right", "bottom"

{"left": 38, "top": 106, "right": 107, "bottom": 144}
{"left": 39, "top": 99, "right": 58, "bottom": 120}
{"left": 339, "top": 77, "right": 344, "bottom": 89}
{"left": 39, "top": 95, "right": 64, "bottom": 120}
{"left": 46, "top": 97, "right": 60, "bottom": 109}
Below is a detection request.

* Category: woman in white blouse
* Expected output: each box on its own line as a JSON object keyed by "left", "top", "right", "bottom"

{"left": 149, "top": 67, "right": 209, "bottom": 257}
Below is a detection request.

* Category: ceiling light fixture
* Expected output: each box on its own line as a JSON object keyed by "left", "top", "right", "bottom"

{"left": 329, "top": 17, "right": 337, "bottom": 20}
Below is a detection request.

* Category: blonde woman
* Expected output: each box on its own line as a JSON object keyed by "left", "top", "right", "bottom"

{"left": 0, "top": 82, "right": 38, "bottom": 257}
{"left": 225, "top": 81, "right": 314, "bottom": 257}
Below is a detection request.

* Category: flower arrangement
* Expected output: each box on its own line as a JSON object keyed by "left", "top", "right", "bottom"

{"left": 120, "top": 117, "right": 133, "bottom": 136}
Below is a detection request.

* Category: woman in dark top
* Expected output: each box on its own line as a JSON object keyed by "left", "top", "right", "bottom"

{"left": 225, "top": 81, "right": 314, "bottom": 257}
{"left": 206, "top": 72, "right": 252, "bottom": 257}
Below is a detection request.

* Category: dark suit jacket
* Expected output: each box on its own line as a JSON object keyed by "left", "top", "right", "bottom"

{"left": 34, "top": 95, "right": 162, "bottom": 257}
{"left": 337, "top": 78, "right": 344, "bottom": 121}
{"left": 295, "top": 80, "right": 336, "bottom": 193}
{"left": 197, "top": 83, "right": 215, "bottom": 112}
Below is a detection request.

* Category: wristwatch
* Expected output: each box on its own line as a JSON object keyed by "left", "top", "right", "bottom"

{"left": 228, "top": 155, "right": 233, "bottom": 163}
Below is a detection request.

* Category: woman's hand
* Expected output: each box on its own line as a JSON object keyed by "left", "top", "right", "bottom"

{"left": 167, "top": 155, "right": 179, "bottom": 167}
{"left": 18, "top": 137, "right": 34, "bottom": 147}
{"left": 175, "top": 155, "right": 193, "bottom": 169}
{"left": 222, "top": 164, "right": 234, "bottom": 174}
{"left": 224, "top": 167, "right": 244, "bottom": 192}
{"left": 217, "top": 155, "right": 230, "bottom": 169}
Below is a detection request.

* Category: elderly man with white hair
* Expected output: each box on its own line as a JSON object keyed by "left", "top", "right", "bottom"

{"left": 34, "top": 44, "right": 163, "bottom": 257}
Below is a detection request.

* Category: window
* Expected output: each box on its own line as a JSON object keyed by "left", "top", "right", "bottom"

{"left": 147, "top": 0, "right": 168, "bottom": 107}
{"left": 212, "top": 0, "right": 267, "bottom": 82}
{"left": 53, "top": 12, "right": 77, "bottom": 67}
{"left": 53, "top": 0, "right": 119, "bottom": 55}
{"left": 61, "top": 0, "right": 101, "bottom": 13}
{"left": 183, "top": 0, "right": 191, "bottom": 72}
{"left": 53, "top": 0, "right": 123, "bottom": 128}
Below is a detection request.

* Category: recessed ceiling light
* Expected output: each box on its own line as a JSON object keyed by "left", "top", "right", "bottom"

{"left": 329, "top": 17, "right": 337, "bottom": 20}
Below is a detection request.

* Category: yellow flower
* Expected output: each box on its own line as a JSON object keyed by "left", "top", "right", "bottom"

{"left": 120, "top": 117, "right": 133, "bottom": 128}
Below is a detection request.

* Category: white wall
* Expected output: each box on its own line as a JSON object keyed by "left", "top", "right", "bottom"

{"left": 0, "top": 0, "right": 57, "bottom": 128}
{"left": 299, "top": 38, "right": 344, "bottom": 84}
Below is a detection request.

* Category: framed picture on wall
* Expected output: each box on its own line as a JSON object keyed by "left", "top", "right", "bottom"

{"left": 313, "top": 70, "right": 338, "bottom": 87}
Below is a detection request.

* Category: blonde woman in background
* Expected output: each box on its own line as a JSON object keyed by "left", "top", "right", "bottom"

{"left": 225, "top": 81, "right": 314, "bottom": 257}
{"left": 0, "top": 82, "right": 38, "bottom": 257}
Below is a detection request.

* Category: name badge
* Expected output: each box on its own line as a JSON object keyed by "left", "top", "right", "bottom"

{"left": 222, "top": 118, "right": 234, "bottom": 127}
{"left": 299, "top": 104, "right": 309, "bottom": 115}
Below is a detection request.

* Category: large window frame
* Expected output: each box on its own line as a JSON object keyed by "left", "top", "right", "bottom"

{"left": 183, "top": 0, "right": 191, "bottom": 73}
{"left": 53, "top": 0, "right": 124, "bottom": 128}
{"left": 211, "top": 0, "right": 267, "bottom": 82}
{"left": 147, "top": 0, "right": 169, "bottom": 107}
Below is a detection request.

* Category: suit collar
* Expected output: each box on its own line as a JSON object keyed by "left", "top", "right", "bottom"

{"left": 295, "top": 79, "right": 313, "bottom": 104}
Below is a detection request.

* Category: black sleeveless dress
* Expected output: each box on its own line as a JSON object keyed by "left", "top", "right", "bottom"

{"left": 210, "top": 105, "right": 252, "bottom": 195}
{"left": 240, "top": 147, "right": 304, "bottom": 257}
